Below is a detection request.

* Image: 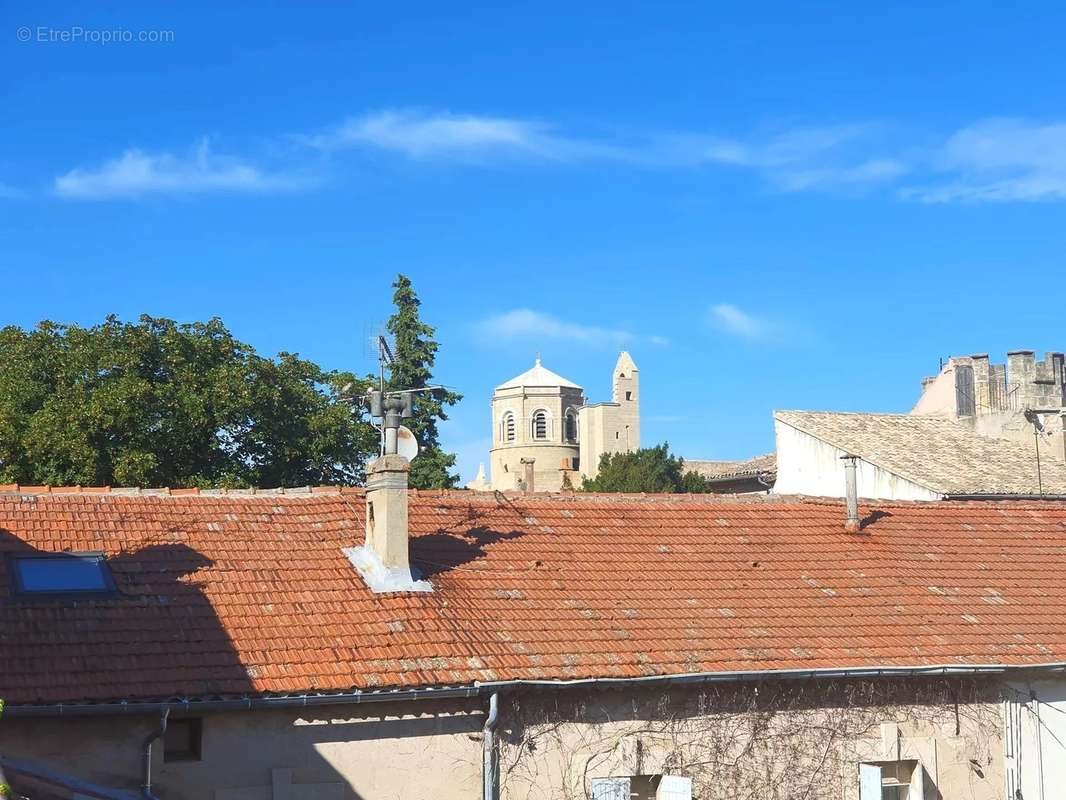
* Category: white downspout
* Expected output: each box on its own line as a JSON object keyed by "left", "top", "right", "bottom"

{"left": 483, "top": 692, "right": 500, "bottom": 800}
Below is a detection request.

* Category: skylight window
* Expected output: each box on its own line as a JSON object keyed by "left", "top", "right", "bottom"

{"left": 11, "top": 553, "right": 115, "bottom": 595}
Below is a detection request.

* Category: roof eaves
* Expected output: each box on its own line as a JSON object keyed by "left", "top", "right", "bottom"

{"left": 9, "top": 660, "right": 1066, "bottom": 718}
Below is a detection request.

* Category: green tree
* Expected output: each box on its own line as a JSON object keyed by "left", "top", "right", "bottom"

{"left": 581, "top": 443, "right": 714, "bottom": 493}
{"left": 0, "top": 315, "right": 377, "bottom": 488}
{"left": 384, "top": 274, "right": 462, "bottom": 488}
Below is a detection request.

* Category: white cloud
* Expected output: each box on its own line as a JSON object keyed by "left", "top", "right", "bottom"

{"left": 775, "top": 158, "right": 908, "bottom": 192}
{"left": 694, "top": 125, "right": 907, "bottom": 191}
{"left": 301, "top": 109, "right": 625, "bottom": 162}
{"left": 0, "top": 182, "right": 21, "bottom": 199}
{"left": 54, "top": 139, "right": 307, "bottom": 199}
{"left": 709, "top": 304, "right": 766, "bottom": 339}
{"left": 477, "top": 309, "right": 634, "bottom": 346}
{"left": 50, "top": 113, "right": 1066, "bottom": 205}
{"left": 298, "top": 112, "right": 910, "bottom": 194}
{"left": 476, "top": 309, "right": 668, "bottom": 348}
{"left": 905, "top": 118, "right": 1066, "bottom": 203}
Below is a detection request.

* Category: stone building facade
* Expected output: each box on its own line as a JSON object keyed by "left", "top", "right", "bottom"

{"left": 486, "top": 352, "right": 640, "bottom": 491}
{"left": 912, "top": 350, "right": 1066, "bottom": 452}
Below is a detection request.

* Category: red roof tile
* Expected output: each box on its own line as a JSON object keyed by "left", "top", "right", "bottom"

{"left": 1, "top": 488, "right": 1065, "bottom": 704}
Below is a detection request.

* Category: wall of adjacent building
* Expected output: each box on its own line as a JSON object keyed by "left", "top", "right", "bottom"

{"left": 0, "top": 677, "right": 1011, "bottom": 800}
{"left": 498, "top": 679, "right": 1004, "bottom": 800}
{"left": 1005, "top": 677, "right": 1066, "bottom": 800}
{"left": 0, "top": 698, "right": 484, "bottom": 800}
{"left": 772, "top": 421, "right": 941, "bottom": 500}
{"left": 577, "top": 403, "right": 639, "bottom": 481}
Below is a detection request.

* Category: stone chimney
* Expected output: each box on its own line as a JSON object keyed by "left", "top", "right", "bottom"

{"left": 344, "top": 454, "right": 431, "bottom": 593}
{"left": 520, "top": 458, "right": 536, "bottom": 493}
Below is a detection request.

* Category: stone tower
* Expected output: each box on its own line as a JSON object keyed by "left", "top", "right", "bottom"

{"left": 489, "top": 359, "right": 585, "bottom": 492}
{"left": 913, "top": 350, "right": 1066, "bottom": 449}
{"left": 578, "top": 352, "right": 641, "bottom": 481}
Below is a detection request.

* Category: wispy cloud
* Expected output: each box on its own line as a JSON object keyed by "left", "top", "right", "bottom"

{"left": 300, "top": 109, "right": 626, "bottom": 162}
{"left": 709, "top": 304, "right": 766, "bottom": 339}
{"left": 905, "top": 118, "right": 1066, "bottom": 203}
{"left": 54, "top": 139, "right": 308, "bottom": 200}
{"left": 46, "top": 112, "right": 1066, "bottom": 205}
{"left": 477, "top": 309, "right": 632, "bottom": 345}
{"left": 692, "top": 125, "right": 908, "bottom": 192}
{"left": 476, "top": 309, "right": 665, "bottom": 347}
{"left": 303, "top": 110, "right": 545, "bottom": 156}
{"left": 297, "top": 111, "right": 911, "bottom": 194}
{"left": 0, "top": 182, "right": 22, "bottom": 199}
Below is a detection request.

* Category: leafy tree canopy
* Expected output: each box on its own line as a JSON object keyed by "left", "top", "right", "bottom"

{"left": 0, "top": 315, "right": 378, "bottom": 488}
{"left": 581, "top": 443, "right": 714, "bottom": 493}
{"left": 385, "top": 274, "right": 462, "bottom": 488}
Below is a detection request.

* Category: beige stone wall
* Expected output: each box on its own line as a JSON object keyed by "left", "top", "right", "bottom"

{"left": 490, "top": 385, "right": 583, "bottom": 491}
{"left": 0, "top": 678, "right": 1006, "bottom": 800}
{"left": 0, "top": 698, "right": 484, "bottom": 800}
{"left": 577, "top": 355, "right": 640, "bottom": 481}
{"left": 498, "top": 679, "right": 1004, "bottom": 800}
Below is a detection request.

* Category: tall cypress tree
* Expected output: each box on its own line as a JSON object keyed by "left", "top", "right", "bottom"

{"left": 385, "top": 274, "right": 462, "bottom": 488}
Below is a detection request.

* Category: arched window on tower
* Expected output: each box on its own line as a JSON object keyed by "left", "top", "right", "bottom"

{"left": 500, "top": 411, "right": 516, "bottom": 443}
{"left": 531, "top": 409, "right": 551, "bottom": 441}
{"left": 565, "top": 409, "right": 578, "bottom": 443}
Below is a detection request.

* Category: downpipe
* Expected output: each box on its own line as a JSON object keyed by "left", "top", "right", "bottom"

{"left": 483, "top": 692, "right": 499, "bottom": 800}
{"left": 141, "top": 708, "right": 169, "bottom": 799}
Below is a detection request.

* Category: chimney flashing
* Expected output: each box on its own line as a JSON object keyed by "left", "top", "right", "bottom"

{"left": 344, "top": 544, "right": 432, "bottom": 593}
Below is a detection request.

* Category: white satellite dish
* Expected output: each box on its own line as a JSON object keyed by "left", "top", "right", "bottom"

{"left": 396, "top": 425, "right": 419, "bottom": 461}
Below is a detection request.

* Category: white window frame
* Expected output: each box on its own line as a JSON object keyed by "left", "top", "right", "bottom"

{"left": 590, "top": 777, "right": 629, "bottom": 800}
{"left": 530, "top": 408, "right": 553, "bottom": 441}
{"left": 500, "top": 411, "right": 516, "bottom": 443}
{"left": 859, "top": 760, "right": 924, "bottom": 800}
{"left": 589, "top": 775, "right": 691, "bottom": 800}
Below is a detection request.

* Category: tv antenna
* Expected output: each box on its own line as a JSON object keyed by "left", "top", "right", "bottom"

{"left": 1024, "top": 408, "right": 1055, "bottom": 495}
{"left": 365, "top": 334, "right": 445, "bottom": 459}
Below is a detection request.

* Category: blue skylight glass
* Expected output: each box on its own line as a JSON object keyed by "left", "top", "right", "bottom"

{"left": 13, "top": 554, "right": 113, "bottom": 594}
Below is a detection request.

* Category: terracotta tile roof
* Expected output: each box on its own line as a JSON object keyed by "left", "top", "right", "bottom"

{"left": 2, "top": 486, "right": 1066, "bottom": 705}
{"left": 776, "top": 410, "right": 1066, "bottom": 496}
{"left": 685, "top": 454, "right": 777, "bottom": 482}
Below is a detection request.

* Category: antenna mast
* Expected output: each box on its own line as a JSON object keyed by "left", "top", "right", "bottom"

{"left": 367, "top": 334, "right": 443, "bottom": 458}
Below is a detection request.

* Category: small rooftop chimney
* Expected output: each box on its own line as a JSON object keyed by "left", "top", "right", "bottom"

{"left": 344, "top": 454, "right": 431, "bottom": 593}
{"left": 841, "top": 455, "right": 860, "bottom": 533}
{"left": 520, "top": 458, "right": 536, "bottom": 493}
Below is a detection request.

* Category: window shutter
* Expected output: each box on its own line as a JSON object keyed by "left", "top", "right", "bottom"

{"left": 909, "top": 763, "right": 926, "bottom": 800}
{"left": 591, "top": 777, "right": 630, "bottom": 800}
{"left": 656, "top": 775, "right": 692, "bottom": 800}
{"left": 859, "top": 764, "right": 882, "bottom": 800}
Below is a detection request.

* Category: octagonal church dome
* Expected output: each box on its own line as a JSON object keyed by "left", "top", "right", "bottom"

{"left": 494, "top": 358, "right": 582, "bottom": 392}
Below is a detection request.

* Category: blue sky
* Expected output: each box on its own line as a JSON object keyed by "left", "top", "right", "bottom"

{"left": 3, "top": 2, "right": 1066, "bottom": 483}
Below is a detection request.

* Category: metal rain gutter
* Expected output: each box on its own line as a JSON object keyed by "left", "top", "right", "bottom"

{"left": 9, "top": 662, "right": 1066, "bottom": 719}
{"left": 3, "top": 685, "right": 481, "bottom": 718}
{"left": 944, "top": 493, "right": 1066, "bottom": 501}
{"left": 472, "top": 661, "right": 1066, "bottom": 693}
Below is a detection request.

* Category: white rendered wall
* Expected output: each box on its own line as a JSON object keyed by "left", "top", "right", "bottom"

{"left": 1004, "top": 679, "right": 1066, "bottom": 800}
{"left": 772, "top": 421, "right": 941, "bottom": 501}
